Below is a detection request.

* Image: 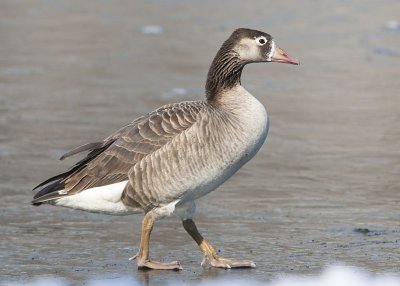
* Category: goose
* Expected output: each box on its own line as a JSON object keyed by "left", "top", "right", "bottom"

{"left": 32, "top": 28, "right": 299, "bottom": 270}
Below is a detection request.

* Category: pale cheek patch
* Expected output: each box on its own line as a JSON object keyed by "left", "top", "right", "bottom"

{"left": 236, "top": 38, "right": 261, "bottom": 61}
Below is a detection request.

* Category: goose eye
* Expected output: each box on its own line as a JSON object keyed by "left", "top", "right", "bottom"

{"left": 255, "top": 36, "right": 267, "bottom": 46}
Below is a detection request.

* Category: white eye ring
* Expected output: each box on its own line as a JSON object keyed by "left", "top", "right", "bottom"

{"left": 255, "top": 36, "right": 267, "bottom": 46}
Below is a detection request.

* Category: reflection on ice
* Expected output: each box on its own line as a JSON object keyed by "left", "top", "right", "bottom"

{"left": 4, "top": 265, "right": 400, "bottom": 286}
{"left": 268, "top": 265, "right": 399, "bottom": 286}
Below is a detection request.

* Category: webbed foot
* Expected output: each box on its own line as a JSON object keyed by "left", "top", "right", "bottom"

{"left": 202, "top": 254, "right": 256, "bottom": 269}
{"left": 137, "top": 259, "right": 182, "bottom": 270}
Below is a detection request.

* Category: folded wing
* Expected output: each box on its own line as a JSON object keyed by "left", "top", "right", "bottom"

{"left": 32, "top": 101, "right": 205, "bottom": 205}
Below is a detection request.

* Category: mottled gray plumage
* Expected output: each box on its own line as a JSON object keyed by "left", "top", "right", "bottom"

{"left": 32, "top": 101, "right": 205, "bottom": 205}
{"left": 32, "top": 28, "right": 276, "bottom": 209}
{"left": 32, "top": 28, "right": 299, "bottom": 270}
{"left": 32, "top": 27, "right": 299, "bottom": 213}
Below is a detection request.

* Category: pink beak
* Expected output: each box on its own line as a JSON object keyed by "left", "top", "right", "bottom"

{"left": 271, "top": 47, "right": 300, "bottom": 65}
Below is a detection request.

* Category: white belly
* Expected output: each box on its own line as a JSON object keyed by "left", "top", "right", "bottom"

{"left": 52, "top": 181, "right": 140, "bottom": 215}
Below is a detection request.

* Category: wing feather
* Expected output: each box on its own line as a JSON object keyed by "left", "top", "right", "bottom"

{"left": 32, "top": 101, "right": 204, "bottom": 205}
{"left": 59, "top": 142, "right": 105, "bottom": 161}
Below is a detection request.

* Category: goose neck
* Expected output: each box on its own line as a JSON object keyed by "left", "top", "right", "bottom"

{"left": 205, "top": 50, "right": 244, "bottom": 102}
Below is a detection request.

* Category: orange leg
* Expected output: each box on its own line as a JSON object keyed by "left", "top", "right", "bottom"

{"left": 134, "top": 214, "right": 182, "bottom": 270}
{"left": 182, "top": 219, "right": 256, "bottom": 269}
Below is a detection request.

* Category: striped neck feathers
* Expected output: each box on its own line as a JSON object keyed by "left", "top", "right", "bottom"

{"left": 205, "top": 40, "right": 245, "bottom": 102}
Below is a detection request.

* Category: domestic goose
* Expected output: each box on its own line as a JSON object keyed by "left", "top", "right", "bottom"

{"left": 32, "top": 28, "right": 299, "bottom": 270}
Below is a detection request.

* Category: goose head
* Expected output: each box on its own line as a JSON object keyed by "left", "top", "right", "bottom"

{"left": 206, "top": 28, "right": 299, "bottom": 100}
{"left": 227, "top": 28, "right": 299, "bottom": 65}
